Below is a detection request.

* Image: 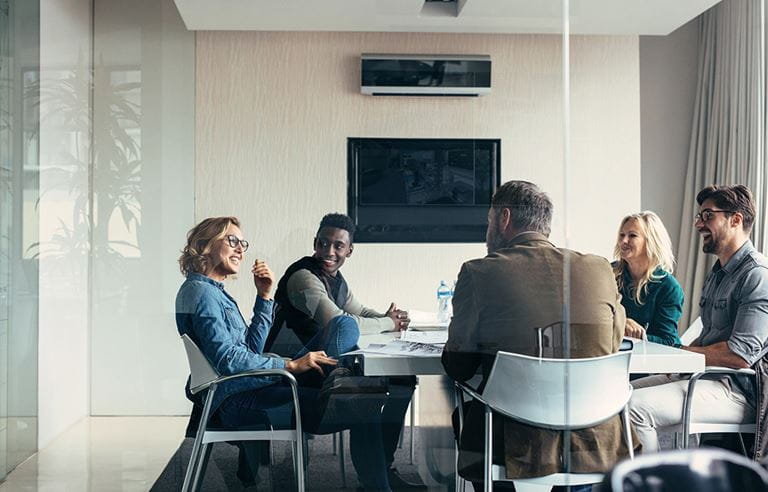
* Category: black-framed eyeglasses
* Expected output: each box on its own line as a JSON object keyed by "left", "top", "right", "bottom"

{"left": 695, "top": 209, "right": 734, "bottom": 223}
{"left": 225, "top": 234, "right": 249, "bottom": 252}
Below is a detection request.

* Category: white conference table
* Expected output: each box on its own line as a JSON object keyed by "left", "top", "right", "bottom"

{"left": 348, "top": 332, "right": 705, "bottom": 376}
{"left": 345, "top": 331, "right": 705, "bottom": 490}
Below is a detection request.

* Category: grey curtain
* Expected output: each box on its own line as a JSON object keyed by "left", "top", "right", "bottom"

{"left": 677, "top": 0, "right": 766, "bottom": 329}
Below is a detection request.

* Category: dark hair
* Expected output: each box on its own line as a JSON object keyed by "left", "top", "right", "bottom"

{"left": 179, "top": 216, "right": 240, "bottom": 276}
{"left": 316, "top": 213, "right": 356, "bottom": 243}
{"left": 696, "top": 184, "right": 756, "bottom": 232}
{"left": 491, "top": 180, "right": 553, "bottom": 236}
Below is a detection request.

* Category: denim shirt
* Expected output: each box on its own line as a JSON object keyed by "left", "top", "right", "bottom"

{"left": 698, "top": 240, "right": 768, "bottom": 404}
{"left": 175, "top": 272, "right": 285, "bottom": 411}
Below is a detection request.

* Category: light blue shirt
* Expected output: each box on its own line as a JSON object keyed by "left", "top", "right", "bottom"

{"left": 175, "top": 272, "right": 285, "bottom": 411}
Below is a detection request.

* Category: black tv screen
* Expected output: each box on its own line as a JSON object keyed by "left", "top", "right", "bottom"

{"left": 348, "top": 138, "right": 500, "bottom": 242}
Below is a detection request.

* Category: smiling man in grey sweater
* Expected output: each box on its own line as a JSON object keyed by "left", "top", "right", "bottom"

{"left": 266, "top": 212, "right": 423, "bottom": 491}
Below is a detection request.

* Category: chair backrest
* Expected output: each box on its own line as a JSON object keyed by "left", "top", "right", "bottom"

{"left": 482, "top": 350, "right": 631, "bottom": 429}
{"left": 680, "top": 316, "right": 703, "bottom": 345}
{"left": 181, "top": 334, "right": 220, "bottom": 394}
{"left": 603, "top": 448, "right": 768, "bottom": 492}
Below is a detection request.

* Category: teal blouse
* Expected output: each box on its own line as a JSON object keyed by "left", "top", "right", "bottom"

{"left": 618, "top": 266, "right": 684, "bottom": 346}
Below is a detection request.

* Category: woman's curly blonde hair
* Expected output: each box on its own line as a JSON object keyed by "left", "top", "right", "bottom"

{"left": 179, "top": 216, "right": 240, "bottom": 277}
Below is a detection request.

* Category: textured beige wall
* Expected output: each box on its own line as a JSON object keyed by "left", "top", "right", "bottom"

{"left": 196, "top": 31, "right": 641, "bottom": 312}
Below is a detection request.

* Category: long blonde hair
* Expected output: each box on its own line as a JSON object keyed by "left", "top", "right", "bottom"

{"left": 613, "top": 211, "right": 675, "bottom": 305}
{"left": 179, "top": 216, "right": 240, "bottom": 277}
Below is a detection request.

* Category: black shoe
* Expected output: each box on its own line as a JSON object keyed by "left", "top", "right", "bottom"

{"left": 387, "top": 467, "right": 427, "bottom": 490}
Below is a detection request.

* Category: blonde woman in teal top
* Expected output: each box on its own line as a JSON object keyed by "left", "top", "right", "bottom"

{"left": 613, "top": 211, "right": 684, "bottom": 346}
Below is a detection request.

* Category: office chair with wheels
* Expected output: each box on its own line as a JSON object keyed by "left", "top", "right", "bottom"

{"left": 180, "top": 334, "right": 306, "bottom": 492}
{"left": 601, "top": 448, "right": 768, "bottom": 491}
{"left": 453, "top": 350, "right": 635, "bottom": 492}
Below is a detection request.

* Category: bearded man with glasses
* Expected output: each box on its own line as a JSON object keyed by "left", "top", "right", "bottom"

{"left": 630, "top": 184, "right": 768, "bottom": 458}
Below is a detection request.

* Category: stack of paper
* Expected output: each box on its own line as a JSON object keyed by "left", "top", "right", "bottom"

{"left": 407, "top": 309, "right": 449, "bottom": 330}
{"left": 400, "top": 330, "right": 448, "bottom": 344}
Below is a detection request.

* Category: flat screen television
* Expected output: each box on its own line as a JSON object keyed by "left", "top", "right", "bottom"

{"left": 348, "top": 138, "right": 501, "bottom": 243}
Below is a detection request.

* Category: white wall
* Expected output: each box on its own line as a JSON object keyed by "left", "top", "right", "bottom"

{"left": 639, "top": 19, "right": 700, "bottom": 255}
{"left": 195, "top": 31, "right": 642, "bottom": 316}
{"left": 38, "top": 0, "right": 92, "bottom": 448}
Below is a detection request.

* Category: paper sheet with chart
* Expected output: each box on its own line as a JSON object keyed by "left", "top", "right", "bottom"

{"left": 363, "top": 339, "right": 444, "bottom": 357}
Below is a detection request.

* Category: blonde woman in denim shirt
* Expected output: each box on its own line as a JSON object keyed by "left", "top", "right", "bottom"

{"left": 176, "top": 217, "right": 397, "bottom": 490}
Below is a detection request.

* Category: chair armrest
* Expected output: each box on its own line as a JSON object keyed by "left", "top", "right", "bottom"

{"left": 702, "top": 366, "right": 756, "bottom": 376}
{"left": 196, "top": 369, "right": 304, "bottom": 441}
{"left": 214, "top": 368, "right": 297, "bottom": 387}
{"left": 681, "top": 366, "right": 756, "bottom": 441}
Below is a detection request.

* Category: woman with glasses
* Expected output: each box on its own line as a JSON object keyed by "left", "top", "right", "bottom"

{"left": 613, "top": 211, "right": 684, "bottom": 346}
{"left": 175, "top": 216, "right": 395, "bottom": 490}
{"left": 175, "top": 216, "right": 345, "bottom": 486}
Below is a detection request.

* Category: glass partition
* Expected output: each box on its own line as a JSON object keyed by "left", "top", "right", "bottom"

{"left": 90, "top": 0, "right": 195, "bottom": 416}
{"left": 0, "top": 0, "right": 40, "bottom": 478}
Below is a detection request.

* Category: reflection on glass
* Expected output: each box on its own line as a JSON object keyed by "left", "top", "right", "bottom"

{"left": 0, "top": 0, "right": 40, "bottom": 477}
{"left": 90, "top": 0, "right": 194, "bottom": 416}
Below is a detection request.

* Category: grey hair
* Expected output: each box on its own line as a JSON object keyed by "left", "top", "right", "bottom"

{"left": 491, "top": 180, "right": 553, "bottom": 237}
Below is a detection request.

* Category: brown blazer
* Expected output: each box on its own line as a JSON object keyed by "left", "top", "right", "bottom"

{"left": 441, "top": 232, "right": 635, "bottom": 480}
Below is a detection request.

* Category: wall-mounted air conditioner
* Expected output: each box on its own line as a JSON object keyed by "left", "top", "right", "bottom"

{"left": 361, "top": 54, "right": 491, "bottom": 97}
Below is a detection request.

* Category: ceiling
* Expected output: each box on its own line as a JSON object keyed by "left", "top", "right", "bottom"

{"left": 173, "top": 0, "right": 721, "bottom": 36}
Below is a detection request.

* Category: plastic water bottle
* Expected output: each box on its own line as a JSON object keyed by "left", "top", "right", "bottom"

{"left": 437, "top": 280, "right": 452, "bottom": 323}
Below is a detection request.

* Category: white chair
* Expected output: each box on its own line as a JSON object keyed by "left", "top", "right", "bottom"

{"left": 672, "top": 317, "right": 756, "bottom": 453}
{"left": 454, "top": 350, "right": 635, "bottom": 492}
{"left": 676, "top": 366, "right": 757, "bottom": 454}
{"left": 180, "top": 334, "right": 306, "bottom": 492}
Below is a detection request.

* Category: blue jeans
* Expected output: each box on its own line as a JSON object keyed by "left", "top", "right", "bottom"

{"left": 293, "top": 314, "right": 360, "bottom": 360}
{"left": 218, "top": 315, "right": 404, "bottom": 490}
{"left": 298, "top": 316, "right": 394, "bottom": 490}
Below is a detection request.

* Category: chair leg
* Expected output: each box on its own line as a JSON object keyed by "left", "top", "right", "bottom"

{"left": 333, "top": 432, "right": 338, "bottom": 455}
{"left": 454, "top": 384, "right": 467, "bottom": 492}
{"left": 269, "top": 441, "right": 276, "bottom": 492}
{"left": 409, "top": 396, "right": 416, "bottom": 464}
{"left": 738, "top": 433, "right": 749, "bottom": 456}
{"left": 292, "top": 434, "right": 306, "bottom": 492}
{"left": 183, "top": 386, "right": 217, "bottom": 492}
{"left": 621, "top": 407, "right": 634, "bottom": 459}
{"left": 191, "top": 443, "right": 212, "bottom": 492}
{"left": 182, "top": 435, "right": 203, "bottom": 492}
{"left": 483, "top": 406, "right": 493, "bottom": 492}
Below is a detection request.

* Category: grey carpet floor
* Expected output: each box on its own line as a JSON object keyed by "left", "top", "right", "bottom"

{"left": 150, "top": 428, "right": 691, "bottom": 491}
{"left": 151, "top": 429, "right": 427, "bottom": 491}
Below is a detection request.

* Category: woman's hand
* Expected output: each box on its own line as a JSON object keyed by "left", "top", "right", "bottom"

{"left": 285, "top": 351, "right": 337, "bottom": 376}
{"left": 252, "top": 259, "right": 275, "bottom": 299}
{"left": 385, "top": 302, "right": 410, "bottom": 331}
{"left": 624, "top": 318, "right": 646, "bottom": 339}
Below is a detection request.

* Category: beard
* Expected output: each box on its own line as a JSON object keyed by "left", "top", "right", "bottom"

{"left": 702, "top": 237, "right": 718, "bottom": 254}
{"left": 700, "top": 228, "right": 720, "bottom": 254}
{"left": 486, "top": 221, "right": 507, "bottom": 254}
